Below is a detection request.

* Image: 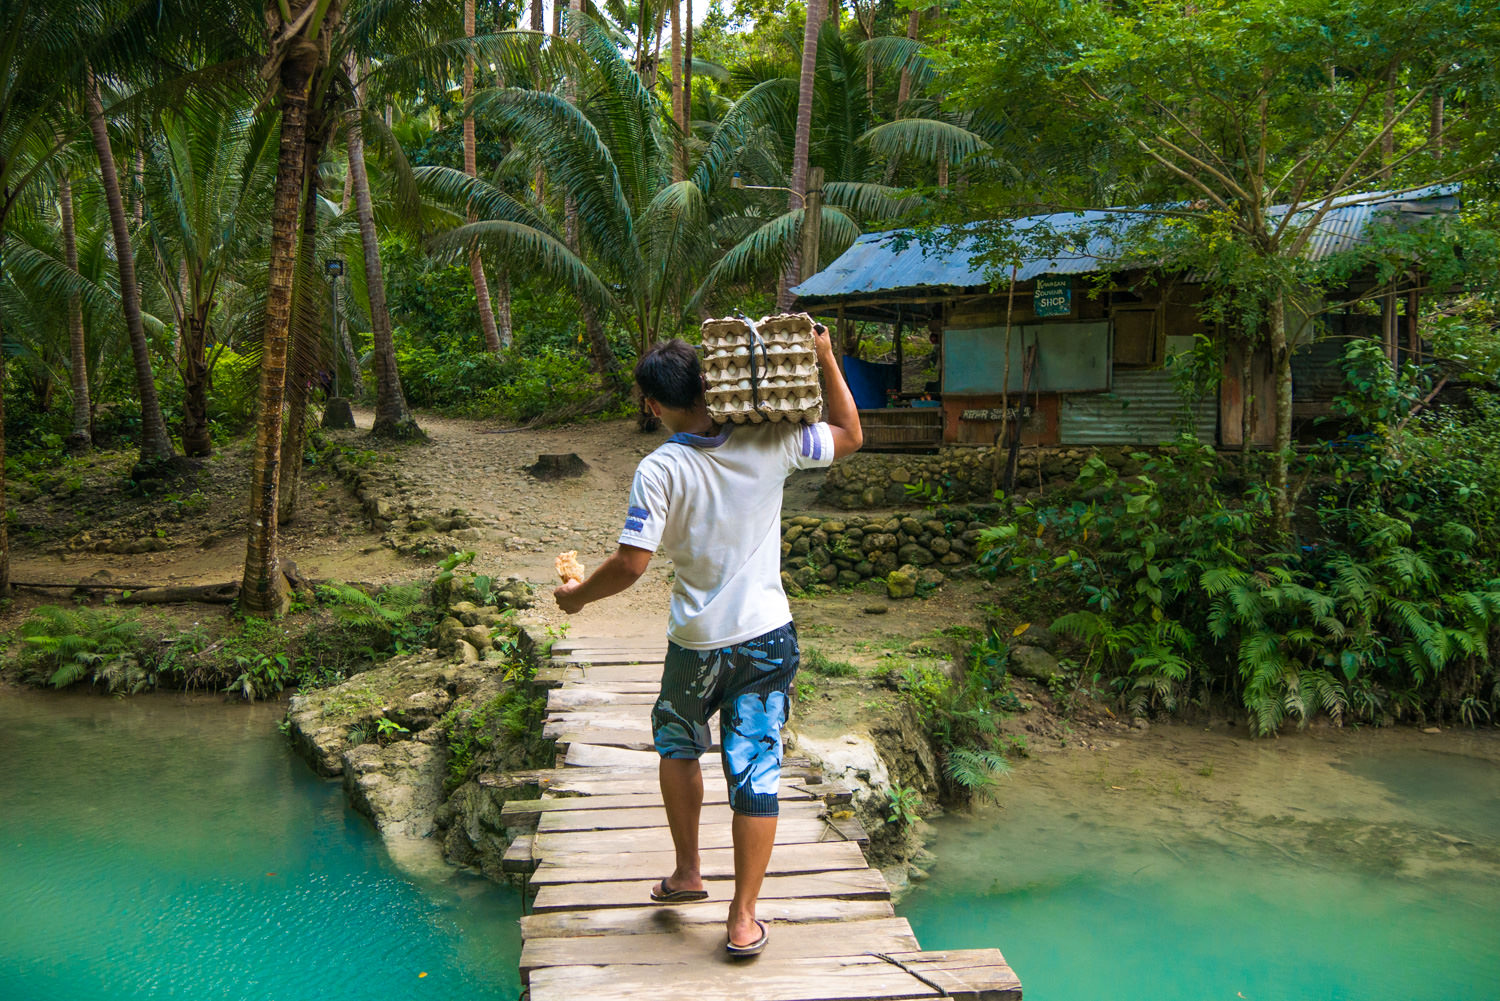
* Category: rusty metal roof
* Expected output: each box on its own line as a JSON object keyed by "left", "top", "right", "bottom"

{"left": 792, "top": 185, "right": 1459, "bottom": 303}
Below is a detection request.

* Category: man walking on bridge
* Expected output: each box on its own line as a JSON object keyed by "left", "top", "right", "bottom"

{"left": 555, "top": 321, "right": 862, "bottom": 956}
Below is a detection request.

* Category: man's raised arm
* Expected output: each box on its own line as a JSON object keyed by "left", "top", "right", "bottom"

{"left": 812, "top": 322, "right": 863, "bottom": 459}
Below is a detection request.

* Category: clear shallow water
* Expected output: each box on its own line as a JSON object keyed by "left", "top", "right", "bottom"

{"left": 0, "top": 689, "right": 523, "bottom": 1001}
{"left": 899, "top": 740, "right": 1500, "bottom": 1001}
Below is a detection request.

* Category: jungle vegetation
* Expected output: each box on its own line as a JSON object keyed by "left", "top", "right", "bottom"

{"left": 1, "top": 0, "right": 1498, "bottom": 732}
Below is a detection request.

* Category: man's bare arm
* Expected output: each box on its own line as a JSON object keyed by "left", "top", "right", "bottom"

{"left": 813, "top": 322, "right": 863, "bottom": 459}
{"left": 554, "top": 544, "right": 652, "bottom": 613}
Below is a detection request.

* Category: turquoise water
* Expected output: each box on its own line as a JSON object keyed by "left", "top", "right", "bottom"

{"left": 899, "top": 738, "right": 1500, "bottom": 1001}
{"left": 0, "top": 689, "right": 523, "bottom": 1001}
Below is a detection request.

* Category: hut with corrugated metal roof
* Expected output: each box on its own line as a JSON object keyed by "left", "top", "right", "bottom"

{"left": 792, "top": 186, "right": 1458, "bottom": 451}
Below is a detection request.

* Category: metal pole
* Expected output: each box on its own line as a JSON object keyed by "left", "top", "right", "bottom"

{"left": 329, "top": 273, "right": 341, "bottom": 399}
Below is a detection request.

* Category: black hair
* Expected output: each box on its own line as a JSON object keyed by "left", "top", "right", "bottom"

{"left": 634, "top": 338, "right": 705, "bottom": 410}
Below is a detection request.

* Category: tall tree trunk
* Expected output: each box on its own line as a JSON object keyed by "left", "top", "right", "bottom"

{"left": 897, "top": 8, "right": 920, "bottom": 111}
{"left": 0, "top": 302, "right": 8, "bottom": 596}
{"left": 532, "top": 0, "right": 543, "bottom": 31}
{"left": 181, "top": 307, "right": 212, "bottom": 456}
{"left": 670, "top": 0, "right": 684, "bottom": 182}
{"left": 777, "top": 0, "right": 827, "bottom": 310}
{"left": 59, "top": 173, "right": 92, "bottom": 451}
{"left": 1268, "top": 294, "right": 1293, "bottom": 538}
{"left": 241, "top": 36, "right": 321, "bottom": 618}
{"left": 1431, "top": 91, "right": 1444, "bottom": 158}
{"left": 684, "top": 0, "right": 693, "bottom": 133}
{"left": 279, "top": 134, "right": 324, "bottom": 523}
{"left": 495, "top": 272, "right": 513, "bottom": 349}
{"left": 466, "top": 0, "right": 504, "bottom": 352}
{"left": 347, "top": 104, "right": 418, "bottom": 437}
{"left": 86, "top": 68, "right": 173, "bottom": 463}
{"left": 1380, "top": 60, "right": 1398, "bottom": 182}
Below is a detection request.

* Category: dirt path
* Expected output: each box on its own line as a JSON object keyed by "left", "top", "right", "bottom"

{"left": 9, "top": 409, "right": 972, "bottom": 651}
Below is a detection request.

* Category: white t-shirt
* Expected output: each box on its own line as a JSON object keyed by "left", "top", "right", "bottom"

{"left": 618, "top": 420, "right": 836, "bottom": 650}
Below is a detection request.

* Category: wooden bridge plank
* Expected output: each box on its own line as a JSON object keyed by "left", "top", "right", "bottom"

{"left": 532, "top": 817, "right": 851, "bottom": 856}
{"left": 529, "top": 841, "right": 869, "bottom": 885}
{"left": 529, "top": 867, "right": 891, "bottom": 913}
{"left": 520, "top": 897, "right": 898, "bottom": 940}
{"left": 520, "top": 917, "right": 920, "bottom": 982}
{"left": 535, "top": 800, "right": 824, "bottom": 833}
{"left": 528, "top": 950, "right": 1019, "bottom": 1001}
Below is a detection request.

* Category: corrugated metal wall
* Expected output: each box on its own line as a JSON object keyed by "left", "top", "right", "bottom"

{"left": 1058, "top": 369, "right": 1217, "bottom": 445}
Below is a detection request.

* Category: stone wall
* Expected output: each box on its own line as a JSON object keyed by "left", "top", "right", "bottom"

{"left": 817, "top": 445, "right": 1141, "bottom": 509}
{"left": 778, "top": 506, "right": 999, "bottom": 594}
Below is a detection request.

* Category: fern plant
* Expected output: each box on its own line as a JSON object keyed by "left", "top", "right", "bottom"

{"left": 16, "top": 606, "right": 147, "bottom": 691}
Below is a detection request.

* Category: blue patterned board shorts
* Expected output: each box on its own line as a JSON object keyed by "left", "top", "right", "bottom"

{"left": 651, "top": 622, "right": 800, "bottom": 817}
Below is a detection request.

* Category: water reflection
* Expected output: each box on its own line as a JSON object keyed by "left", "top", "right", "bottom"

{"left": 0, "top": 688, "right": 523, "bottom": 1001}
{"left": 899, "top": 729, "right": 1500, "bottom": 1001}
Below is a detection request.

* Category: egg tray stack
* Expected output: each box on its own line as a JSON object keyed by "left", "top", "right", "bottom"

{"left": 700, "top": 313, "right": 823, "bottom": 425}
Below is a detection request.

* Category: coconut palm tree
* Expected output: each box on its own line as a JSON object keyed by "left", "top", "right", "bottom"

{"left": 777, "top": 0, "right": 827, "bottom": 309}
{"left": 241, "top": 0, "right": 339, "bottom": 618}
{"left": 84, "top": 68, "right": 176, "bottom": 464}
{"left": 58, "top": 169, "right": 93, "bottom": 450}
{"left": 140, "top": 101, "right": 278, "bottom": 457}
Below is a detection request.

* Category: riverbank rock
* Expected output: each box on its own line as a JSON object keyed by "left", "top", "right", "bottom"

{"left": 1009, "top": 644, "right": 1061, "bottom": 682}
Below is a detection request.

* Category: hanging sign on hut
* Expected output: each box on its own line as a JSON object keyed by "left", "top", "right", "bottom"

{"left": 1033, "top": 275, "right": 1072, "bottom": 317}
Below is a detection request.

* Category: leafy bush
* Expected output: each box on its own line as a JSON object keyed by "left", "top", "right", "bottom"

{"left": 396, "top": 344, "right": 618, "bottom": 423}
{"left": 15, "top": 605, "right": 150, "bottom": 691}
{"left": 979, "top": 342, "right": 1500, "bottom": 733}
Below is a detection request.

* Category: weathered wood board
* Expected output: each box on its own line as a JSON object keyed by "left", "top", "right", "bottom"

{"left": 529, "top": 840, "right": 870, "bottom": 885}
{"left": 526, "top": 949, "right": 1021, "bottom": 1001}
{"left": 529, "top": 867, "right": 892, "bottom": 913}
{"left": 519, "top": 917, "right": 921, "bottom": 981}
{"left": 520, "top": 897, "right": 900, "bottom": 940}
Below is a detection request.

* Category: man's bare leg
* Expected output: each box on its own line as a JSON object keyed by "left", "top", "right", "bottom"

{"left": 728, "top": 813, "right": 777, "bottom": 946}
{"left": 659, "top": 758, "right": 705, "bottom": 893}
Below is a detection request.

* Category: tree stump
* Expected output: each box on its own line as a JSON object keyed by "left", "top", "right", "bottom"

{"left": 527, "top": 453, "right": 589, "bottom": 480}
{"left": 322, "top": 397, "right": 357, "bottom": 429}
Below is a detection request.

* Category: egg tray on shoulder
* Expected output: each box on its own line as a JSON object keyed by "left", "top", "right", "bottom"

{"left": 700, "top": 313, "right": 823, "bottom": 425}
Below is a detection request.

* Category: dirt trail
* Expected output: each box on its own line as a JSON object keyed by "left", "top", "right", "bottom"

{"left": 9, "top": 410, "right": 962, "bottom": 649}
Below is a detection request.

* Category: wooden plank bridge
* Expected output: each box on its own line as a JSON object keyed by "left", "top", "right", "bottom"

{"left": 497, "top": 636, "right": 1022, "bottom": 1001}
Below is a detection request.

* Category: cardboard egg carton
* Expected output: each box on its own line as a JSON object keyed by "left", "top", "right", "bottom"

{"left": 700, "top": 313, "right": 823, "bottom": 425}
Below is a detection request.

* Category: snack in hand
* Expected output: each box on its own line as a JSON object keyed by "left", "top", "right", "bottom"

{"left": 555, "top": 550, "right": 585, "bottom": 584}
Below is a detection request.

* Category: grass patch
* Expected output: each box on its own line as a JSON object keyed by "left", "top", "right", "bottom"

{"left": 803, "top": 646, "right": 858, "bottom": 677}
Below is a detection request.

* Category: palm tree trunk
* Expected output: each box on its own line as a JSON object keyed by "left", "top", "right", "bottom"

{"left": 777, "top": 0, "right": 827, "bottom": 310}
{"left": 279, "top": 137, "right": 324, "bottom": 524}
{"left": 86, "top": 68, "right": 174, "bottom": 463}
{"left": 465, "top": 0, "right": 503, "bottom": 353}
{"left": 181, "top": 307, "right": 212, "bottom": 456}
{"left": 59, "top": 173, "right": 92, "bottom": 451}
{"left": 684, "top": 0, "right": 693, "bottom": 132}
{"left": 1268, "top": 293, "right": 1293, "bottom": 537}
{"left": 531, "top": 0, "right": 543, "bottom": 31}
{"left": 0, "top": 313, "right": 8, "bottom": 597}
{"left": 347, "top": 105, "right": 418, "bottom": 437}
{"left": 897, "top": 8, "right": 920, "bottom": 110}
{"left": 242, "top": 37, "right": 322, "bottom": 618}
{"left": 670, "top": 0, "right": 684, "bottom": 182}
{"left": 495, "top": 272, "right": 514, "bottom": 349}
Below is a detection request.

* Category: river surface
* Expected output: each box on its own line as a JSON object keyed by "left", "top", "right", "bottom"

{"left": 0, "top": 688, "right": 523, "bottom": 1001}
{"left": 899, "top": 724, "right": 1500, "bottom": 1001}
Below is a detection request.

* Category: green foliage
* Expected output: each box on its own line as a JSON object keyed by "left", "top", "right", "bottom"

{"left": 942, "top": 748, "right": 1011, "bottom": 804}
{"left": 316, "top": 581, "right": 430, "bottom": 657}
{"left": 979, "top": 344, "right": 1500, "bottom": 733}
{"left": 802, "top": 646, "right": 857, "bottom": 677}
{"left": 15, "top": 605, "right": 150, "bottom": 692}
{"left": 884, "top": 782, "right": 923, "bottom": 828}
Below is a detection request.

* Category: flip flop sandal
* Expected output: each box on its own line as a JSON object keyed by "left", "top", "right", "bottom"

{"left": 649, "top": 878, "right": 709, "bottom": 903}
{"left": 725, "top": 919, "right": 770, "bottom": 958}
